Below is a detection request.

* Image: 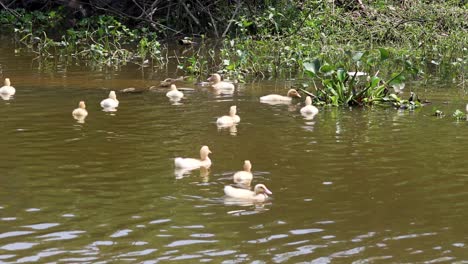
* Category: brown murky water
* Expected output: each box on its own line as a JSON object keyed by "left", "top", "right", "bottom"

{"left": 1, "top": 45, "right": 468, "bottom": 263}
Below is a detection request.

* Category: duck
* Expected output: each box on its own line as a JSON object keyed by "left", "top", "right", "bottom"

{"left": 174, "top": 146, "right": 212, "bottom": 170}
{"left": 216, "top": 105, "right": 240, "bottom": 126}
{"left": 300, "top": 96, "right": 319, "bottom": 116}
{"left": 160, "top": 76, "right": 187, "bottom": 87}
{"left": 224, "top": 184, "right": 272, "bottom": 202}
{"left": 100, "top": 91, "right": 119, "bottom": 109}
{"left": 166, "top": 84, "right": 184, "bottom": 100}
{"left": 72, "top": 101, "right": 88, "bottom": 118}
{"left": 0, "top": 78, "right": 16, "bottom": 96}
{"left": 233, "top": 160, "right": 253, "bottom": 185}
{"left": 260, "top": 89, "right": 301, "bottom": 103}
{"left": 208, "top": 73, "right": 235, "bottom": 91}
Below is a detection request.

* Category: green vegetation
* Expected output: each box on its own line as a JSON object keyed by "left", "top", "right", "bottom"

{"left": 0, "top": 1, "right": 466, "bottom": 99}
{"left": 0, "top": 9, "right": 163, "bottom": 68}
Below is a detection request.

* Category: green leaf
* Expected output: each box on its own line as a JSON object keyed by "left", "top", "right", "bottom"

{"left": 319, "top": 64, "right": 334, "bottom": 74}
{"left": 379, "top": 48, "right": 389, "bottom": 61}
{"left": 303, "top": 59, "right": 321, "bottom": 76}
{"left": 352, "top": 51, "right": 364, "bottom": 62}
{"left": 336, "top": 69, "right": 347, "bottom": 82}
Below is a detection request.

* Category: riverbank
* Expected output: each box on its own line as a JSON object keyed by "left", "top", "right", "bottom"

{"left": 0, "top": 1, "right": 465, "bottom": 83}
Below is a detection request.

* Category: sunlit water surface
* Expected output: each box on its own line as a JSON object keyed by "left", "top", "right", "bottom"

{"left": 1, "top": 48, "right": 468, "bottom": 263}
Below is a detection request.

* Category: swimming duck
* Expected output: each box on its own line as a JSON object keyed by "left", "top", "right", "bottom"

{"left": 174, "top": 146, "right": 212, "bottom": 170}
{"left": 100, "top": 91, "right": 119, "bottom": 109}
{"left": 300, "top": 96, "right": 319, "bottom": 116}
{"left": 233, "top": 160, "right": 253, "bottom": 185}
{"left": 260, "top": 89, "right": 301, "bottom": 103}
{"left": 216, "top": 105, "right": 240, "bottom": 126}
{"left": 166, "top": 84, "right": 184, "bottom": 100}
{"left": 224, "top": 184, "right": 272, "bottom": 202}
{"left": 0, "top": 78, "right": 15, "bottom": 96}
{"left": 208, "top": 73, "right": 235, "bottom": 91}
{"left": 72, "top": 101, "right": 88, "bottom": 118}
{"left": 160, "top": 76, "right": 187, "bottom": 87}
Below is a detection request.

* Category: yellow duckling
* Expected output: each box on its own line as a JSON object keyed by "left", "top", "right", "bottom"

{"left": 100, "top": 91, "right": 119, "bottom": 109}
{"left": 216, "top": 105, "right": 240, "bottom": 126}
{"left": 260, "top": 89, "right": 301, "bottom": 103}
{"left": 208, "top": 73, "right": 235, "bottom": 91}
{"left": 166, "top": 84, "right": 184, "bottom": 100}
{"left": 233, "top": 160, "right": 253, "bottom": 186}
{"left": 224, "top": 184, "right": 272, "bottom": 202}
{"left": 72, "top": 101, "right": 88, "bottom": 118}
{"left": 174, "top": 146, "right": 212, "bottom": 170}
{"left": 300, "top": 96, "right": 319, "bottom": 116}
{"left": 0, "top": 78, "right": 16, "bottom": 96}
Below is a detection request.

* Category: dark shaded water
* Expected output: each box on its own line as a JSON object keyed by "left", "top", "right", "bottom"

{"left": 1, "top": 48, "right": 468, "bottom": 263}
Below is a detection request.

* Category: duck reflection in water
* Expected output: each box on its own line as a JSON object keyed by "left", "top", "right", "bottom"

{"left": 217, "top": 124, "right": 238, "bottom": 136}
{"left": 174, "top": 166, "right": 210, "bottom": 180}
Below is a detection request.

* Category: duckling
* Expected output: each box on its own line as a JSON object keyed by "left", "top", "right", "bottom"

{"left": 300, "top": 96, "right": 319, "bottom": 116}
{"left": 216, "top": 105, "right": 240, "bottom": 126}
{"left": 208, "top": 73, "right": 235, "bottom": 91}
{"left": 260, "top": 89, "right": 301, "bottom": 103}
{"left": 0, "top": 78, "right": 15, "bottom": 96}
{"left": 72, "top": 101, "right": 88, "bottom": 118}
{"left": 224, "top": 184, "right": 272, "bottom": 202}
{"left": 174, "top": 146, "right": 212, "bottom": 170}
{"left": 233, "top": 160, "right": 253, "bottom": 186}
{"left": 166, "top": 84, "right": 184, "bottom": 100}
{"left": 100, "top": 91, "right": 119, "bottom": 109}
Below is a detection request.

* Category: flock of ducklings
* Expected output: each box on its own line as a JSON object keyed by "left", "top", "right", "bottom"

{"left": 0, "top": 74, "right": 319, "bottom": 203}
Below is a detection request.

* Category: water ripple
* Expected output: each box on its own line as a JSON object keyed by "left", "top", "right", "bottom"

{"left": 1, "top": 242, "right": 38, "bottom": 251}
{"left": 0, "top": 231, "right": 34, "bottom": 239}
{"left": 166, "top": 240, "right": 218, "bottom": 247}
{"left": 37, "top": 230, "right": 85, "bottom": 241}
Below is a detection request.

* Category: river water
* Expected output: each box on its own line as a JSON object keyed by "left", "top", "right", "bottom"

{"left": 1, "top": 46, "right": 468, "bottom": 263}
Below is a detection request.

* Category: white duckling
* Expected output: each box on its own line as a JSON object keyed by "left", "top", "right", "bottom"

{"left": 0, "top": 78, "right": 16, "bottom": 96}
{"left": 100, "top": 91, "right": 119, "bottom": 109}
{"left": 216, "top": 105, "right": 240, "bottom": 126}
{"left": 233, "top": 160, "right": 253, "bottom": 185}
{"left": 224, "top": 184, "right": 272, "bottom": 202}
{"left": 300, "top": 96, "right": 319, "bottom": 116}
{"left": 260, "top": 89, "right": 301, "bottom": 103}
{"left": 72, "top": 101, "right": 88, "bottom": 118}
{"left": 208, "top": 73, "right": 235, "bottom": 91}
{"left": 174, "top": 146, "right": 212, "bottom": 170}
{"left": 166, "top": 84, "right": 184, "bottom": 100}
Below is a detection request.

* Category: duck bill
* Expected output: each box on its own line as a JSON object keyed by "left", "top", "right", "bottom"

{"left": 264, "top": 187, "right": 272, "bottom": 195}
{"left": 207, "top": 76, "right": 213, "bottom": 82}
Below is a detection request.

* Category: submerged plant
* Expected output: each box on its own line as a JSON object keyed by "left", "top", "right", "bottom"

{"left": 452, "top": 109, "right": 466, "bottom": 121}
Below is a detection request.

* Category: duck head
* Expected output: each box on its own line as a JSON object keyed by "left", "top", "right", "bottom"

{"left": 109, "top": 91, "right": 117, "bottom": 100}
{"left": 4, "top": 78, "right": 10, "bottom": 87}
{"left": 287, "top": 89, "right": 301, "bottom": 98}
{"left": 254, "top": 184, "right": 272, "bottom": 195}
{"left": 243, "top": 160, "right": 252, "bottom": 172}
{"left": 200, "top": 146, "right": 212, "bottom": 160}
{"left": 207, "top": 73, "right": 221, "bottom": 83}
{"left": 78, "top": 101, "right": 86, "bottom": 109}
{"left": 229, "top": 105, "right": 237, "bottom": 116}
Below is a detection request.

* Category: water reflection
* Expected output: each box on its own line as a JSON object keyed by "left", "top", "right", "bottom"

{"left": 216, "top": 123, "right": 237, "bottom": 136}
{"left": 174, "top": 166, "right": 210, "bottom": 180}
{"left": 0, "top": 93, "right": 13, "bottom": 100}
